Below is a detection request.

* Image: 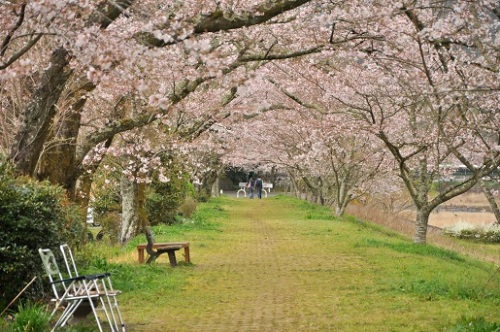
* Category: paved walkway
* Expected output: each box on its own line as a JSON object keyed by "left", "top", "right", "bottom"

{"left": 123, "top": 196, "right": 498, "bottom": 332}
{"left": 139, "top": 197, "right": 346, "bottom": 331}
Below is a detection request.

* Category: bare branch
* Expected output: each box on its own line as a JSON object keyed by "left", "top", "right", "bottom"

{"left": 0, "top": 2, "right": 26, "bottom": 57}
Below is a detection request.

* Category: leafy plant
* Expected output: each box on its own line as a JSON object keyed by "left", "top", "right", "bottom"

{"left": 146, "top": 155, "right": 191, "bottom": 225}
{"left": 0, "top": 156, "right": 84, "bottom": 308}
{"left": 9, "top": 302, "right": 50, "bottom": 332}
{"left": 178, "top": 196, "right": 198, "bottom": 219}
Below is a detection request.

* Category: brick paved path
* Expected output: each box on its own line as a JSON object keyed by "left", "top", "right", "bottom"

{"left": 140, "top": 197, "right": 350, "bottom": 331}
{"left": 123, "top": 196, "right": 500, "bottom": 332}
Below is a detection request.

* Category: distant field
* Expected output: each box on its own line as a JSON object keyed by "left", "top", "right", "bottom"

{"left": 372, "top": 192, "right": 499, "bottom": 228}
{"left": 429, "top": 211, "right": 496, "bottom": 228}
{"left": 441, "top": 193, "right": 496, "bottom": 207}
{"left": 430, "top": 193, "right": 497, "bottom": 228}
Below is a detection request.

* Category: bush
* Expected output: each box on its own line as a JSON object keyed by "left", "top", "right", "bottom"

{"left": 178, "top": 196, "right": 197, "bottom": 219}
{"left": 90, "top": 183, "right": 121, "bottom": 227}
{"left": 9, "top": 302, "right": 50, "bottom": 332}
{"left": 0, "top": 157, "right": 83, "bottom": 309}
{"left": 443, "top": 222, "right": 500, "bottom": 243}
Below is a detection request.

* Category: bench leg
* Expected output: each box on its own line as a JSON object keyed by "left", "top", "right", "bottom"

{"left": 138, "top": 245, "right": 188, "bottom": 264}
{"left": 138, "top": 248, "right": 145, "bottom": 263}
{"left": 167, "top": 250, "right": 177, "bottom": 267}
{"left": 183, "top": 247, "right": 190, "bottom": 263}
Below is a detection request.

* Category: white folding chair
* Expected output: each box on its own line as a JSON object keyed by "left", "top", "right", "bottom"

{"left": 38, "top": 248, "right": 115, "bottom": 331}
{"left": 60, "top": 244, "right": 125, "bottom": 332}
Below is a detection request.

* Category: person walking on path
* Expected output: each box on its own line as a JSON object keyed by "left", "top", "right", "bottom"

{"left": 247, "top": 176, "right": 255, "bottom": 198}
{"left": 255, "top": 177, "right": 263, "bottom": 199}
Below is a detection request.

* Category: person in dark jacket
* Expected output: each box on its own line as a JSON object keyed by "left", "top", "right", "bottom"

{"left": 255, "top": 177, "right": 263, "bottom": 199}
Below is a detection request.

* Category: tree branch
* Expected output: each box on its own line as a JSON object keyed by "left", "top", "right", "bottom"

{"left": 87, "top": 0, "right": 136, "bottom": 29}
{"left": 0, "top": 3, "right": 26, "bottom": 57}
{"left": 135, "top": 0, "right": 312, "bottom": 47}
{"left": 194, "top": 0, "right": 311, "bottom": 33}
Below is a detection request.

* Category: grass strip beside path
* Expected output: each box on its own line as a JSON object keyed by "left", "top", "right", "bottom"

{"left": 109, "top": 195, "right": 499, "bottom": 332}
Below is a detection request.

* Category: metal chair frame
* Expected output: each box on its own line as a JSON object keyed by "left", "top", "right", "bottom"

{"left": 39, "top": 248, "right": 115, "bottom": 331}
{"left": 59, "top": 244, "right": 125, "bottom": 331}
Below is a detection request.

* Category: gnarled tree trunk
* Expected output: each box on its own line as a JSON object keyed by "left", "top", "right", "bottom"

{"left": 9, "top": 47, "right": 72, "bottom": 175}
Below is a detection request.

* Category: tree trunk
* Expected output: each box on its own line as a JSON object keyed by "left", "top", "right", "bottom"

{"left": 199, "top": 170, "right": 217, "bottom": 199}
{"left": 414, "top": 207, "right": 431, "bottom": 244}
{"left": 302, "top": 176, "right": 321, "bottom": 204}
{"left": 120, "top": 175, "right": 145, "bottom": 244}
{"left": 290, "top": 173, "right": 302, "bottom": 198}
{"left": 211, "top": 170, "right": 221, "bottom": 197}
{"left": 7, "top": 0, "right": 134, "bottom": 178}
{"left": 74, "top": 173, "right": 93, "bottom": 210}
{"left": 9, "top": 47, "right": 72, "bottom": 175}
{"left": 480, "top": 179, "right": 500, "bottom": 225}
{"left": 334, "top": 177, "right": 350, "bottom": 217}
{"left": 37, "top": 77, "right": 96, "bottom": 197}
{"left": 334, "top": 198, "right": 349, "bottom": 217}
{"left": 37, "top": 108, "right": 81, "bottom": 191}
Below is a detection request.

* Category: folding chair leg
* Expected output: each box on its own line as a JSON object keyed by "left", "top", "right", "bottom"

{"left": 98, "top": 279, "right": 126, "bottom": 331}
{"left": 51, "top": 299, "right": 83, "bottom": 331}
{"left": 87, "top": 280, "right": 117, "bottom": 332}
{"left": 57, "top": 244, "right": 126, "bottom": 331}
{"left": 109, "top": 296, "right": 126, "bottom": 331}
{"left": 89, "top": 296, "right": 107, "bottom": 332}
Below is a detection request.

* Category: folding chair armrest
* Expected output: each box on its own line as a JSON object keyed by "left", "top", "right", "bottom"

{"left": 83, "top": 272, "right": 111, "bottom": 280}
{"left": 51, "top": 275, "right": 86, "bottom": 285}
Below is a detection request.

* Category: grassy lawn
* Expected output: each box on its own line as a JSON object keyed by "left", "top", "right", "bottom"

{"left": 80, "top": 195, "right": 499, "bottom": 332}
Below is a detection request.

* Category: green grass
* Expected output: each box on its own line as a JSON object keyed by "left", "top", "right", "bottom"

{"left": 27, "top": 195, "right": 500, "bottom": 331}
{"left": 449, "top": 316, "right": 500, "bottom": 332}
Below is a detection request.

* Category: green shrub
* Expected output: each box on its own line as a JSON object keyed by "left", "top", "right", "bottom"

{"left": 90, "top": 185, "right": 121, "bottom": 226}
{"left": 146, "top": 159, "right": 191, "bottom": 225}
{"left": 9, "top": 302, "right": 50, "bottom": 332}
{"left": 0, "top": 157, "right": 83, "bottom": 308}
{"left": 96, "top": 211, "right": 121, "bottom": 244}
{"left": 178, "top": 196, "right": 197, "bottom": 219}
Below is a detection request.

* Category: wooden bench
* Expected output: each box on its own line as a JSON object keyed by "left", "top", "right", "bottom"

{"left": 137, "top": 242, "right": 190, "bottom": 265}
{"left": 137, "top": 227, "right": 191, "bottom": 266}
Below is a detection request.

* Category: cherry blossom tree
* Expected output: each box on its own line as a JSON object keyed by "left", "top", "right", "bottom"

{"left": 320, "top": 1, "right": 500, "bottom": 243}
{"left": 1, "top": 0, "right": 498, "bottom": 245}
{"left": 224, "top": 1, "right": 499, "bottom": 243}
{"left": 220, "top": 75, "right": 390, "bottom": 216}
{"left": 0, "top": 0, "right": 322, "bottom": 192}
